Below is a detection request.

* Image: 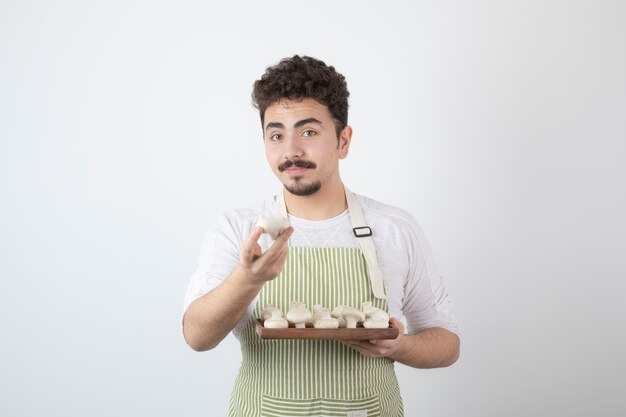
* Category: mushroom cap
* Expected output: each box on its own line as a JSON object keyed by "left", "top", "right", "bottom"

{"left": 286, "top": 302, "right": 312, "bottom": 324}
{"left": 361, "top": 301, "right": 389, "bottom": 321}
{"left": 367, "top": 309, "right": 389, "bottom": 322}
{"left": 312, "top": 306, "right": 332, "bottom": 322}
{"left": 256, "top": 216, "right": 290, "bottom": 240}
{"left": 264, "top": 317, "right": 289, "bottom": 329}
{"left": 269, "top": 310, "right": 283, "bottom": 320}
{"left": 342, "top": 307, "right": 365, "bottom": 322}
{"left": 330, "top": 305, "right": 346, "bottom": 318}
{"left": 361, "top": 301, "right": 372, "bottom": 311}
{"left": 261, "top": 305, "right": 281, "bottom": 321}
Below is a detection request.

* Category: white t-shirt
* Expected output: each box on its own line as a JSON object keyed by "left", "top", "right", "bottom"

{"left": 183, "top": 193, "right": 459, "bottom": 339}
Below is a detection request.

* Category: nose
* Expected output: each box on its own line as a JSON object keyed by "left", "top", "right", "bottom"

{"left": 283, "top": 133, "right": 303, "bottom": 160}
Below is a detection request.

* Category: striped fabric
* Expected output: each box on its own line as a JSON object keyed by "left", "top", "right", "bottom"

{"left": 229, "top": 247, "right": 404, "bottom": 417}
{"left": 261, "top": 394, "right": 380, "bottom": 417}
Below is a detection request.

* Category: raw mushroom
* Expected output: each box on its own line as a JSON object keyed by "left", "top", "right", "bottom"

{"left": 331, "top": 305, "right": 364, "bottom": 328}
{"left": 313, "top": 309, "right": 339, "bottom": 329}
{"left": 312, "top": 305, "right": 340, "bottom": 328}
{"left": 360, "top": 301, "right": 377, "bottom": 316}
{"left": 330, "top": 306, "right": 348, "bottom": 328}
{"left": 361, "top": 301, "right": 390, "bottom": 329}
{"left": 312, "top": 305, "right": 330, "bottom": 322}
{"left": 261, "top": 304, "right": 282, "bottom": 321}
{"left": 256, "top": 216, "right": 291, "bottom": 240}
{"left": 342, "top": 307, "right": 366, "bottom": 329}
{"left": 367, "top": 308, "right": 390, "bottom": 322}
{"left": 363, "top": 317, "right": 390, "bottom": 329}
{"left": 286, "top": 302, "right": 312, "bottom": 328}
{"left": 264, "top": 310, "right": 289, "bottom": 329}
{"left": 361, "top": 302, "right": 390, "bottom": 320}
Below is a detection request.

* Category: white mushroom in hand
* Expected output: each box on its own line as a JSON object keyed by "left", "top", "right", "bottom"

{"left": 286, "top": 302, "right": 312, "bottom": 328}
{"left": 256, "top": 216, "right": 291, "bottom": 240}
{"left": 264, "top": 310, "right": 288, "bottom": 329}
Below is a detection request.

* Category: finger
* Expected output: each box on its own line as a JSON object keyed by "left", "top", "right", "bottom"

{"left": 257, "top": 241, "right": 287, "bottom": 270}
{"left": 343, "top": 340, "right": 372, "bottom": 350}
{"left": 368, "top": 339, "right": 392, "bottom": 352}
{"left": 239, "top": 227, "right": 263, "bottom": 268}
{"left": 267, "top": 245, "right": 290, "bottom": 277}
{"left": 260, "top": 227, "right": 293, "bottom": 264}
{"left": 240, "top": 227, "right": 265, "bottom": 263}
{"left": 275, "top": 244, "right": 290, "bottom": 265}
{"left": 389, "top": 317, "right": 404, "bottom": 336}
{"left": 244, "top": 226, "right": 264, "bottom": 250}
{"left": 344, "top": 342, "right": 378, "bottom": 357}
{"left": 245, "top": 227, "right": 291, "bottom": 278}
{"left": 274, "top": 226, "right": 294, "bottom": 244}
{"left": 272, "top": 228, "right": 292, "bottom": 255}
{"left": 341, "top": 340, "right": 367, "bottom": 353}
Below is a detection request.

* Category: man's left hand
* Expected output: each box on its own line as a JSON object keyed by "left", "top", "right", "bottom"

{"left": 342, "top": 317, "right": 405, "bottom": 359}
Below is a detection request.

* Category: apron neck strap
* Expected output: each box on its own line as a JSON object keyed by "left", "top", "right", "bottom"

{"left": 274, "top": 188, "right": 288, "bottom": 218}
{"left": 274, "top": 186, "right": 386, "bottom": 299}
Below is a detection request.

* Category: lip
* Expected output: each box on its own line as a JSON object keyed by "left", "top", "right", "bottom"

{"left": 284, "top": 167, "right": 309, "bottom": 174}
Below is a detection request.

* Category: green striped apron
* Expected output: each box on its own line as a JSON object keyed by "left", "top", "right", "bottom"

{"left": 228, "top": 190, "right": 404, "bottom": 417}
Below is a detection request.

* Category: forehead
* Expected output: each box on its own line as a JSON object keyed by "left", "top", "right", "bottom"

{"left": 264, "top": 98, "right": 333, "bottom": 127}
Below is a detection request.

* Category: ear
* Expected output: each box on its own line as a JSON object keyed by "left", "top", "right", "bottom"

{"left": 338, "top": 125, "right": 353, "bottom": 159}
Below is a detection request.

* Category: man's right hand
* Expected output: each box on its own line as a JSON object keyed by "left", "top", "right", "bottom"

{"left": 238, "top": 225, "right": 294, "bottom": 284}
{"left": 183, "top": 225, "right": 294, "bottom": 352}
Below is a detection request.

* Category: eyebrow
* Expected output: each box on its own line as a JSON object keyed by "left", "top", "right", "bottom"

{"left": 265, "top": 118, "right": 323, "bottom": 132}
{"left": 294, "top": 118, "right": 322, "bottom": 128}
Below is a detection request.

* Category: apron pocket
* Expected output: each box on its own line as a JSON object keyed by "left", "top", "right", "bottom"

{"left": 261, "top": 393, "right": 381, "bottom": 417}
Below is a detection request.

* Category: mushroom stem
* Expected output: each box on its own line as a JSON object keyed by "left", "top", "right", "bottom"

{"left": 345, "top": 317, "right": 358, "bottom": 328}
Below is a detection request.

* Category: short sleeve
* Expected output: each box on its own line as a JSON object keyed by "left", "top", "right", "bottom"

{"left": 182, "top": 214, "right": 242, "bottom": 317}
{"left": 401, "top": 218, "right": 460, "bottom": 337}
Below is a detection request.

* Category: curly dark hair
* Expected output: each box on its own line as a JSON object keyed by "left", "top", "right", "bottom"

{"left": 252, "top": 55, "right": 350, "bottom": 137}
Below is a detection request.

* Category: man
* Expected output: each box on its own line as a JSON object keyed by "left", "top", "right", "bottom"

{"left": 183, "top": 55, "right": 460, "bottom": 417}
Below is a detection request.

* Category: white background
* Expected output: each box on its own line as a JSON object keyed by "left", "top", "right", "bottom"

{"left": 1, "top": 1, "right": 625, "bottom": 416}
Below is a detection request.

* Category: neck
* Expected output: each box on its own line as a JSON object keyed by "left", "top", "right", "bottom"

{"left": 283, "top": 181, "right": 347, "bottom": 220}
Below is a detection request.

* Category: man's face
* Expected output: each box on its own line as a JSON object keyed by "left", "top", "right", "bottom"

{"left": 263, "top": 98, "right": 351, "bottom": 197}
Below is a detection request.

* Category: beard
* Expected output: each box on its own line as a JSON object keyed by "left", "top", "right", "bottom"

{"left": 285, "top": 179, "right": 322, "bottom": 196}
{"left": 278, "top": 159, "right": 321, "bottom": 196}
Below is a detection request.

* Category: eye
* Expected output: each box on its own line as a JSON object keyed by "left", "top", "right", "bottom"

{"left": 269, "top": 133, "right": 282, "bottom": 142}
{"left": 302, "top": 130, "right": 316, "bottom": 138}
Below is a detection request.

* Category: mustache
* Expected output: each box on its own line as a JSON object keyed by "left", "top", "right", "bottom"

{"left": 278, "top": 159, "right": 317, "bottom": 172}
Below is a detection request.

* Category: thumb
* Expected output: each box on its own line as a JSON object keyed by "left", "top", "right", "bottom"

{"left": 389, "top": 317, "right": 404, "bottom": 334}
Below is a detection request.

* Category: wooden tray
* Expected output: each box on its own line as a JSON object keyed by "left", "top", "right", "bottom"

{"left": 254, "top": 319, "right": 399, "bottom": 340}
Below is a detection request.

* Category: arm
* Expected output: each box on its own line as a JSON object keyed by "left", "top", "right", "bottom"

{"left": 343, "top": 318, "right": 460, "bottom": 368}
{"left": 358, "top": 211, "right": 459, "bottom": 368}
{"left": 182, "top": 226, "right": 293, "bottom": 351}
